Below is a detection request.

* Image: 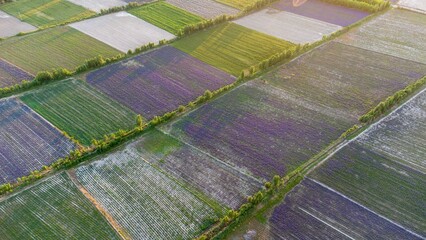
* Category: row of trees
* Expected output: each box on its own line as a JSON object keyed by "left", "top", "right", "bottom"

{"left": 319, "top": 0, "right": 390, "bottom": 13}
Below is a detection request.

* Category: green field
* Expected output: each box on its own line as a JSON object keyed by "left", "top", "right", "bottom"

{"left": 128, "top": 2, "right": 204, "bottom": 35}
{"left": 20, "top": 79, "right": 137, "bottom": 145}
{"left": 215, "top": 0, "right": 251, "bottom": 9}
{"left": 0, "top": 173, "right": 120, "bottom": 239}
{"left": 0, "top": 0, "right": 94, "bottom": 28}
{"left": 0, "top": 26, "right": 121, "bottom": 74}
{"left": 172, "top": 22, "right": 295, "bottom": 76}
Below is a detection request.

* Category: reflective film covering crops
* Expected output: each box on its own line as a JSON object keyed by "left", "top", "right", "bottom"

{"left": 268, "top": 179, "right": 421, "bottom": 239}
{"left": 20, "top": 79, "right": 137, "bottom": 146}
{"left": 132, "top": 129, "right": 262, "bottom": 209}
{"left": 87, "top": 46, "right": 235, "bottom": 120}
{"left": 166, "top": 0, "right": 239, "bottom": 19}
{"left": 310, "top": 89, "right": 426, "bottom": 236}
{"left": 0, "top": 173, "right": 120, "bottom": 239}
{"left": 75, "top": 147, "right": 222, "bottom": 239}
{"left": 0, "top": 98, "right": 75, "bottom": 184}
{"left": 161, "top": 81, "right": 351, "bottom": 180}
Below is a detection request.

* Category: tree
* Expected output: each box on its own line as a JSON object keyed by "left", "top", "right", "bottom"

{"left": 136, "top": 114, "right": 144, "bottom": 129}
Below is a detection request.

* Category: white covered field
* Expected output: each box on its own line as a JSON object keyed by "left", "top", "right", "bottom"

{"left": 66, "top": 0, "right": 127, "bottom": 13}
{"left": 233, "top": 8, "right": 341, "bottom": 44}
{"left": 69, "top": 12, "right": 175, "bottom": 52}
{"left": 399, "top": 0, "right": 426, "bottom": 12}
{"left": 0, "top": 10, "right": 37, "bottom": 38}
{"left": 166, "top": 0, "right": 239, "bottom": 19}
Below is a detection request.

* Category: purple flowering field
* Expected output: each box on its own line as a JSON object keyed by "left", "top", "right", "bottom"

{"left": 0, "top": 58, "right": 33, "bottom": 88}
{"left": 0, "top": 98, "right": 75, "bottom": 184}
{"left": 87, "top": 46, "right": 235, "bottom": 120}
{"left": 272, "top": 0, "right": 369, "bottom": 27}
{"left": 269, "top": 179, "right": 421, "bottom": 239}
{"left": 161, "top": 81, "right": 350, "bottom": 180}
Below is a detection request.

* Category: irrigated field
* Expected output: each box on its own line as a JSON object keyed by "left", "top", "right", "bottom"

{"left": 133, "top": 129, "right": 262, "bottom": 209}
{"left": 261, "top": 42, "right": 426, "bottom": 121}
{"left": 0, "top": 98, "right": 74, "bottom": 184}
{"left": 67, "top": 0, "right": 127, "bottom": 13}
{"left": 166, "top": 0, "right": 239, "bottom": 19}
{"left": 76, "top": 148, "right": 221, "bottom": 239}
{"left": 0, "top": 10, "right": 37, "bottom": 38}
{"left": 272, "top": 0, "right": 369, "bottom": 26}
{"left": 0, "top": 26, "right": 121, "bottom": 74}
{"left": 20, "top": 79, "right": 137, "bottom": 146}
{"left": 70, "top": 12, "right": 175, "bottom": 53}
{"left": 0, "top": 0, "right": 94, "bottom": 27}
{"left": 233, "top": 8, "right": 341, "bottom": 44}
{"left": 87, "top": 46, "right": 235, "bottom": 120}
{"left": 0, "top": 58, "right": 33, "bottom": 88}
{"left": 337, "top": 9, "right": 426, "bottom": 64}
{"left": 172, "top": 22, "right": 295, "bottom": 76}
{"left": 269, "top": 179, "right": 421, "bottom": 239}
{"left": 216, "top": 0, "right": 252, "bottom": 9}
{"left": 128, "top": 2, "right": 204, "bottom": 35}
{"left": 161, "top": 81, "right": 350, "bottom": 180}
{"left": 310, "top": 89, "right": 426, "bottom": 236}
{"left": 0, "top": 173, "right": 120, "bottom": 239}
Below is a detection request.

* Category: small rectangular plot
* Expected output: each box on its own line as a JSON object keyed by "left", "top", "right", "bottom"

{"left": 70, "top": 11, "right": 175, "bottom": 52}
{"left": 87, "top": 46, "right": 235, "bottom": 120}
{"left": 66, "top": 0, "right": 127, "bottom": 13}
{"left": 269, "top": 179, "right": 421, "bottom": 240}
{"left": 272, "top": 0, "right": 369, "bottom": 27}
{"left": 233, "top": 8, "right": 341, "bottom": 44}
{"left": 0, "top": 98, "right": 75, "bottom": 184}
{"left": 166, "top": 0, "right": 239, "bottom": 19}
{"left": 0, "top": 58, "right": 33, "bottom": 87}
{"left": 0, "top": 10, "right": 36, "bottom": 38}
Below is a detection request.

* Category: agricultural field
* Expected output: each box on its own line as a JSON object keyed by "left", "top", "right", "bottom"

{"left": 20, "top": 79, "right": 137, "bottom": 146}
{"left": 261, "top": 42, "right": 426, "bottom": 121}
{"left": 70, "top": 11, "right": 175, "bottom": 52}
{"left": 272, "top": 0, "right": 369, "bottom": 26}
{"left": 0, "top": 58, "right": 33, "bottom": 88}
{"left": 128, "top": 2, "right": 204, "bottom": 35}
{"left": 67, "top": 0, "right": 127, "bottom": 13}
{"left": 75, "top": 147, "right": 222, "bottom": 239}
{"left": 216, "top": 0, "right": 252, "bottom": 9}
{"left": 166, "top": 0, "right": 239, "bottom": 19}
{"left": 172, "top": 22, "right": 295, "bottom": 76}
{"left": 0, "top": 10, "right": 36, "bottom": 38}
{"left": 337, "top": 9, "right": 426, "bottom": 64}
{"left": 161, "top": 81, "right": 350, "bottom": 180}
{"left": 86, "top": 46, "right": 235, "bottom": 120}
{"left": 0, "top": 173, "right": 120, "bottom": 239}
{"left": 132, "top": 129, "right": 262, "bottom": 209}
{"left": 399, "top": 0, "right": 426, "bottom": 12}
{"left": 0, "top": 0, "right": 94, "bottom": 28}
{"left": 233, "top": 8, "right": 341, "bottom": 44}
{"left": 0, "top": 98, "right": 74, "bottom": 184}
{"left": 310, "top": 89, "right": 426, "bottom": 236}
{"left": 268, "top": 179, "right": 421, "bottom": 239}
{"left": 0, "top": 26, "right": 121, "bottom": 74}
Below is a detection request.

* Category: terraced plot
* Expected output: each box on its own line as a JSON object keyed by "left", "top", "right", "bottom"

{"left": 0, "top": 26, "right": 121, "bottom": 74}
{"left": 0, "top": 173, "right": 120, "bottom": 239}
{"left": 133, "top": 129, "right": 262, "bottom": 209}
{"left": 172, "top": 22, "right": 295, "bottom": 76}
{"left": 128, "top": 2, "right": 204, "bottom": 35}
{"left": 261, "top": 42, "right": 426, "bottom": 121}
{"left": 166, "top": 0, "right": 238, "bottom": 19}
{"left": 0, "top": 98, "right": 74, "bottom": 184}
{"left": 76, "top": 148, "right": 221, "bottom": 239}
{"left": 337, "top": 9, "right": 426, "bottom": 64}
{"left": 0, "top": 58, "right": 33, "bottom": 88}
{"left": 216, "top": 0, "right": 252, "bottom": 9}
{"left": 162, "top": 81, "right": 350, "bottom": 180}
{"left": 70, "top": 11, "right": 175, "bottom": 52}
{"left": 0, "top": 0, "right": 94, "bottom": 27}
{"left": 311, "top": 89, "right": 426, "bottom": 236}
{"left": 67, "top": 0, "right": 127, "bottom": 13}
{"left": 0, "top": 10, "right": 36, "bottom": 38}
{"left": 269, "top": 179, "right": 421, "bottom": 240}
{"left": 20, "top": 79, "right": 136, "bottom": 146}
{"left": 272, "top": 0, "right": 369, "bottom": 26}
{"left": 87, "top": 46, "right": 235, "bottom": 120}
{"left": 234, "top": 8, "right": 341, "bottom": 44}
